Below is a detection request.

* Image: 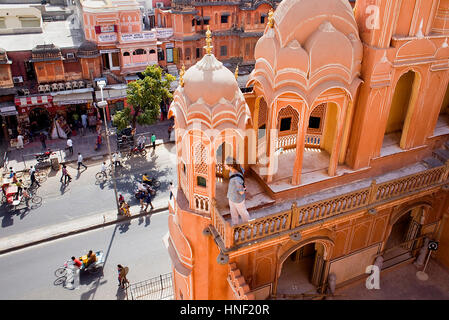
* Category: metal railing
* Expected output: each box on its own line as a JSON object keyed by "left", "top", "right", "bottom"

{"left": 126, "top": 272, "right": 174, "bottom": 300}
{"left": 212, "top": 161, "right": 449, "bottom": 250}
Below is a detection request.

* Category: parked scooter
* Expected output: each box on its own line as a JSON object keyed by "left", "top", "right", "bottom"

{"left": 34, "top": 149, "right": 55, "bottom": 163}
{"left": 127, "top": 145, "right": 147, "bottom": 157}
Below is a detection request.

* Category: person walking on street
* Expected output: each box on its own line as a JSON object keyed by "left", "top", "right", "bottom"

{"left": 77, "top": 153, "right": 87, "bottom": 170}
{"left": 66, "top": 138, "right": 73, "bottom": 155}
{"left": 81, "top": 113, "right": 88, "bottom": 136}
{"left": 16, "top": 133, "right": 24, "bottom": 149}
{"left": 151, "top": 133, "right": 156, "bottom": 151}
{"left": 144, "top": 192, "right": 154, "bottom": 211}
{"left": 30, "top": 166, "right": 40, "bottom": 188}
{"left": 117, "top": 265, "right": 129, "bottom": 288}
{"left": 113, "top": 152, "right": 121, "bottom": 167}
{"left": 169, "top": 182, "right": 175, "bottom": 200}
{"left": 39, "top": 132, "right": 47, "bottom": 149}
{"left": 167, "top": 125, "right": 172, "bottom": 140}
{"left": 60, "top": 164, "right": 72, "bottom": 184}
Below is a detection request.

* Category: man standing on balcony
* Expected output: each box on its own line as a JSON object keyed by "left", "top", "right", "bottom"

{"left": 224, "top": 157, "right": 250, "bottom": 225}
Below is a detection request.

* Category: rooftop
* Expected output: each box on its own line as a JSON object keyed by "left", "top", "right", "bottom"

{"left": 0, "top": 20, "right": 83, "bottom": 51}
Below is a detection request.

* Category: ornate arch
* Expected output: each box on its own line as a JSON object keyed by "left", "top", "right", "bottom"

{"left": 277, "top": 235, "right": 335, "bottom": 278}
{"left": 389, "top": 201, "right": 433, "bottom": 226}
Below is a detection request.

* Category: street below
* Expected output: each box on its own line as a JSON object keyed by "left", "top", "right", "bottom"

{"left": 0, "top": 142, "right": 177, "bottom": 239}
{"left": 0, "top": 211, "right": 171, "bottom": 300}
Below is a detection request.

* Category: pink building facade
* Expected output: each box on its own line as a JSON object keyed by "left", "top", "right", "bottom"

{"left": 80, "top": 0, "right": 158, "bottom": 76}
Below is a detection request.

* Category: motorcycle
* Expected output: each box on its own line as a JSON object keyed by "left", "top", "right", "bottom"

{"left": 127, "top": 145, "right": 147, "bottom": 157}
{"left": 143, "top": 177, "right": 161, "bottom": 189}
{"left": 34, "top": 149, "right": 55, "bottom": 163}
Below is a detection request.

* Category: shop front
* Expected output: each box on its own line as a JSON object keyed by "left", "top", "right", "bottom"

{"left": 14, "top": 94, "right": 54, "bottom": 144}
{"left": 51, "top": 91, "right": 94, "bottom": 138}
{"left": 0, "top": 102, "right": 18, "bottom": 143}
{"left": 95, "top": 86, "right": 127, "bottom": 122}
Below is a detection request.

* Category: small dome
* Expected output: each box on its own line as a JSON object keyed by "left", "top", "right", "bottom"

{"left": 254, "top": 29, "right": 278, "bottom": 68}
{"left": 276, "top": 40, "right": 308, "bottom": 72}
{"left": 305, "top": 21, "right": 353, "bottom": 74}
{"left": 183, "top": 54, "right": 239, "bottom": 106}
{"left": 77, "top": 41, "right": 100, "bottom": 58}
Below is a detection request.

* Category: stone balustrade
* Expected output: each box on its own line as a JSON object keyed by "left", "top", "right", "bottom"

{"left": 211, "top": 161, "right": 449, "bottom": 250}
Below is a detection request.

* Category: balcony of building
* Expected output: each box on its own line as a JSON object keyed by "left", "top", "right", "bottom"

{"left": 208, "top": 145, "right": 449, "bottom": 252}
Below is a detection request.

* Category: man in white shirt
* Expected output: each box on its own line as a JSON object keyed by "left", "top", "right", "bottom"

{"left": 77, "top": 152, "right": 87, "bottom": 170}
{"left": 81, "top": 113, "right": 88, "bottom": 135}
{"left": 67, "top": 138, "right": 73, "bottom": 155}
{"left": 16, "top": 134, "right": 24, "bottom": 149}
{"left": 100, "top": 161, "right": 107, "bottom": 177}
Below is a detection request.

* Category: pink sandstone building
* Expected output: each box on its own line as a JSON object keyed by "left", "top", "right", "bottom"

{"left": 167, "top": 0, "right": 449, "bottom": 299}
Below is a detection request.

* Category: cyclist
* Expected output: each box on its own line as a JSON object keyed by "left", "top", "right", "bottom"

{"left": 100, "top": 161, "right": 107, "bottom": 178}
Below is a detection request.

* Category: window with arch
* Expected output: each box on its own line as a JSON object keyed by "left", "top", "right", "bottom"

{"left": 133, "top": 49, "right": 146, "bottom": 55}
{"left": 277, "top": 105, "right": 299, "bottom": 134}
{"left": 123, "top": 52, "right": 130, "bottom": 56}
{"left": 149, "top": 49, "right": 156, "bottom": 54}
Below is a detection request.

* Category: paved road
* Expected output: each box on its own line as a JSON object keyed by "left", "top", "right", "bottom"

{"left": 0, "top": 142, "right": 177, "bottom": 239}
{"left": 0, "top": 211, "right": 172, "bottom": 300}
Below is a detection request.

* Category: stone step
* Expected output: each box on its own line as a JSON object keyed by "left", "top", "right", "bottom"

{"left": 423, "top": 157, "right": 444, "bottom": 168}
{"left": 433, "top": 149, "right": 449, "bottom": 163}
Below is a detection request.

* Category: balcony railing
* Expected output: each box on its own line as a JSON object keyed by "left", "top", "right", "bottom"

{"left": 211, "top": 161, "right": 449, "bottom": 251}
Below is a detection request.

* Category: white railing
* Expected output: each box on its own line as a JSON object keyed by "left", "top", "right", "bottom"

{"left": 276, "top": 134, "right": 297, "bottom": 149}
{"left": 305, "top": 134, "right": 321, "bottom": 147}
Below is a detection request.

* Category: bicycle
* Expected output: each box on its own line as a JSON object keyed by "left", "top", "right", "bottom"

{"left": 22, "top": 169, "right": 47, "bottom": 187}
{"left": 19, "top": 189, "right": 42, "bottom": 207}
{"left": 95, "top": 164, "right": 114, "bottom": 182}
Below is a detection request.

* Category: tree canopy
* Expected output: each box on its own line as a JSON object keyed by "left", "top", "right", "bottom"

{"left": 113, "top": 65, "right": 175, "bottom": 131}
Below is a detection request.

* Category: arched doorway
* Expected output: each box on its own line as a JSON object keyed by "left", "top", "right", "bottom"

{"left": 302, "top": 102, "right": 339, "bottom": 177}
{"left": 216, "top": 141, "right": 233, "bottom": 178}
{"left": 276, "top": 242, "right": 326, "bottom": 298}
{"left": 383, "top": 207, "right": 423, "bottom": 269}
{"left": 29, "top": 107, "right": 51, "bottom": 133}
{"left": 382, "top": 70, "right": 421, "bottom": 151}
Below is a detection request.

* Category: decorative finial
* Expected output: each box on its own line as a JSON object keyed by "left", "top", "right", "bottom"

{"left": 204, "top": 26, "right": 213, "bottom": 55}
{"left": 235, "top": 65, "right": 239, "bottom": 80}
{"left": 179, "top": 64, "right": 185, "bottom": 87}
{"left": 268, "top": 9, "right": 274, "bottom": 28}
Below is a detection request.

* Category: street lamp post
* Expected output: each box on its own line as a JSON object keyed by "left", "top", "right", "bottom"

{"left": 97, "top": 80, "right": 121, "bottom": 215}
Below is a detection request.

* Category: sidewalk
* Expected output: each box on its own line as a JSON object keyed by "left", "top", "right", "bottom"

{"left": 0, "top": 194, "right": 173, "bottom": 255}
{"left": 3, "top": 119, "right": 174, "bottom": 172}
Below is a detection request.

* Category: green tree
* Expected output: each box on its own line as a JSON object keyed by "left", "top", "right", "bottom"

{"left": 113, "top": 65, "right": 175, "bottom": 131}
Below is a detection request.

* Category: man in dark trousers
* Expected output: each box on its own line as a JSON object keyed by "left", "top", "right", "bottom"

{"left": 151, "top": 133, "right": 156, "bottom": 151}
{"left": 30, "top": 166, "right": 40, "bottom": 188}
{"left": 77, "top": 153, "right": 87, "bottom": 170}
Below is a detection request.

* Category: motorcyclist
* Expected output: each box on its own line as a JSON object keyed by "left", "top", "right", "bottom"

{"left": 142, "top": 173, "right": 152, "bottom": 186}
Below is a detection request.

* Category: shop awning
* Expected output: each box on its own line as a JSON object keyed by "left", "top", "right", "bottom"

{"left": 52, "top": 92, "right": 93, "bottom": 105}
{"left": 0, "top": 105, "right": 18, "bottom": 116}
{"left": 95, "top": 89, "right": 128, "bottom": 101}
{"left": 221, "top": 12, "right": 230, "bottom": 16}
{"left": 15, "top": 95, "right": 52, "bottom": 107}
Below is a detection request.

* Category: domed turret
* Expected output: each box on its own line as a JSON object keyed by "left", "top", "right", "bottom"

{"left": 168, "top": 26, "right": 251, "bottom": 214}
{"left": 248, "top": 0, "right": 363, "bottom": 106}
